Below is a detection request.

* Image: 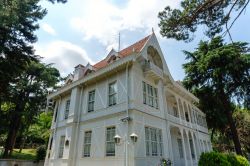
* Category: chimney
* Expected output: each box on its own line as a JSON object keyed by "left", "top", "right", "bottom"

{"left": 73, "top": 64, "right": 85, "bottom": 81}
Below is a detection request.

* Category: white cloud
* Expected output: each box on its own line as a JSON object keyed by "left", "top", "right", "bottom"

{"left": 70, "top": 0, "right": 179, "bottom": 50}
{"left": 41, "top": 23, "right": 57, "bottom": 36}
{"left": 35, "top": 41, "right": 94, "bottom": 76}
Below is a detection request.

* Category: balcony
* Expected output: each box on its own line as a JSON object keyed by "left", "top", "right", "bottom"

{"left": 143, "top": 61, "right": 164, "bottom": 80}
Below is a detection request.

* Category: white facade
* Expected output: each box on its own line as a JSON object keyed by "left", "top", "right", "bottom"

{"left": 45, "top": 33, "right": 212, "bottom": 166}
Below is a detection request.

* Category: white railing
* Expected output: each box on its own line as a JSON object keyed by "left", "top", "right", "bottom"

{"left": 143, "top": 61, "right": 163, "bottom": 78}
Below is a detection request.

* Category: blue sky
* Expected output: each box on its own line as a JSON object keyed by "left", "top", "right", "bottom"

{"left": 35, "top": 0, "right": 250, "bottom": 80}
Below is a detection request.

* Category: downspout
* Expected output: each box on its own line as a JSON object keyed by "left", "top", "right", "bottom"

{"left": 125, "top": 61, "right": 130, "bottom": 166}
{"left": 71, "top": 85, "right": 84, "bottom": 166}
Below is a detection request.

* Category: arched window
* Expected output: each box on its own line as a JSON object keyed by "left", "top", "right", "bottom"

{"left": 147, "top": 46, "right": 163, "bottom": 70}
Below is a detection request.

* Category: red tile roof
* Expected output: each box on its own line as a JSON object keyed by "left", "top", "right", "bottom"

{"left": 93, "top": 34, "right": 151, "bottom": 70}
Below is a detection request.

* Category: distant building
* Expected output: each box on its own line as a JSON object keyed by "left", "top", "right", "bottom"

{"left": 45, "top": 33, "right": 211, "bottom": 166}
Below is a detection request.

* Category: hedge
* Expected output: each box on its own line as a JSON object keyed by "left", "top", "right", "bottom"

{"left": 198, "top": 151, "right": 249, "bottom": 166}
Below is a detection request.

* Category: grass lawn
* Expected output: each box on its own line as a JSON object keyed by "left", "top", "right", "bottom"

{"left": 0, "top": 149, "right": 36, "bottom": 160}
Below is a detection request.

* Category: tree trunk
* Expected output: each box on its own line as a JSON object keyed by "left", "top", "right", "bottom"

{"left": 2, "top": 108, "right": 22, "bottom": 158}
{"left": 211, "top": 128, "right": 215, "bottom": 142}
{"left": 19, "top": 136, "right": 26, "bottom": 153}
{"left": 226, "top": 110, "right": 242, "bottom": 155}
{"left": 219, "top": 88, "right": 243, "bottom": 155}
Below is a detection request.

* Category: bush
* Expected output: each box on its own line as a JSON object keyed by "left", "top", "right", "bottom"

{"left": 227, "top": 154, "right": 249, "bottom": 166}
{"left": 199, "top": 152, "right": 250, "bottom": 166}
{"left": 36, "top": 145, "right": 46, "bottom": 162}
{"left": 198, "top": 151, "right": 231, "bottom": 166}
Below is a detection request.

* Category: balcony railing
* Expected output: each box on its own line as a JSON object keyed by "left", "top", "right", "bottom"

{"left": 143, "top": 61, "right": 163, "bottom": 80}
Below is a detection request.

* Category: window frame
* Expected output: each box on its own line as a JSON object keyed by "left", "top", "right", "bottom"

{"left": 64, "top": 100, "right": 70, "bottom": 120}
{"left": 142, "top": 81, "right": 159, "bottom": 109}
{"left": 105, "top": 126, "right": 116, "bottom": 156}
{"left": 88, "top": 90, "right": 95, "bottom": 112}
{"left": 58, "top": 135, "right": 65, "bottom": 158}
{"left": 108, "top": 81, "right": 117, "bottom": 107}
{"left": 177, "top": 138, "right": 184, "bottom": 158}
{"left": 83, "top": 131, "right": 92, "bottom": 157}
{"left": 145, "top": 126, "right": 163, "bottom": 157}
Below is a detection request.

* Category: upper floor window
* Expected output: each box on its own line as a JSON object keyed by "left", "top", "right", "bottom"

{"left": 106, "top": 126, "right": 116, "bottom": 156}
{"left": 88, "top": 90, "right": 95, "bottom": 112}
{"left": 173, "top": 106, "right": 178, "bottom": 117}
{"left": 145, "top": 127, "right": 163, "bottom": 156}
{"left": 108, "top": 82, "right": 117, "bottom": 106}
{"left": 143, "top": 81, "right": 158, "bottom": 109}
{"left": 58, "top": 135, "right": 65, "bottom": 158}
{"left": 83, "top": 131, "right": 92, "bottom": 157}
{"left": 64, "top": 100, "right": 70, "bottom": 119}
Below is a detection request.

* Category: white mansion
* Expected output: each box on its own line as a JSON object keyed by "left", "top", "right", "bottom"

{"left": 45, "top": 32, "right": 212, "bottom": 166}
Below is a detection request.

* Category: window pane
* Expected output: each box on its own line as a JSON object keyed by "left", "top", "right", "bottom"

{"left": 83, "top": 131, "right": 92, "bottom": 157}
{"left": 106, "top": 127, "right": 115, "bottom": 156}
{"left": 145, "top": 127, "right": 163, "bottom": 157}
{"left": 58, "top": 136, "right": 65, "bottom": 158}
{"left": 177, "top": 139, "right": 184, "bottom": 158}
{"left": 65, "top": 100, "right": 70, "bottom": 119}
{"left": 109, "top": 82, "right": 117, "bottom": 106}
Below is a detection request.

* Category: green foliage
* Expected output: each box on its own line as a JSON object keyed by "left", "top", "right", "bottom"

{"left": 0, "top": 149, "right": 36, "bottom": 160}
{"left": 0, "top": 0, "right": 65, "bottom": 158}
{"left": 199, "top": 151, "right": 231, "bottom": 166}
{"left": 199, "top": 152, "right": 250, "bottom": 166}
{"left": 0, "top": 0, "right": 46, "bottom": 95}
{"left": 2, "top": 61, "right": 60, "bottom": 157}
{"left": 182, "top": 36, "right": 250, "bottom": 154}
{"left": 0, "top": 0, "right": 67, "bottom": 96}
{"left": 233, "top": 109, "right": 250, "bottom": 156}
{"left": 227, "top": 153, "right": 250, "bottom": 166}
{"left": 158, "top": 0, "right": 250, "bottom": 42}
{"left": 27, "top": 112, "right": 53, "bottom": 144}
{"left": 36, "top": 145, "right": 46, "bottom": 161}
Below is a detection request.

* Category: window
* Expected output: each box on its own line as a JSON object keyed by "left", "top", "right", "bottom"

{"left": 83, "top": 131, "right": 92, "bottom": 157}
{"left": 58, "top": 136, "right": 65, "bottom": 158}
{"left": 108, "top": 82, "right": 117, "bottom": 106}
{"left": 143, "top": 82, "right": 147, "bottom": 104}
{"left": 145, "top": 127, "right": 150, "bottom": 156}
{"left": 64, "top": 100, "right": 70, "bottom": 119}
{"left": 189, "top": 139, "right": 195, "bottom": 159}
{"left": 88, "top": 90, "right": 95, "bottom": 112}
{"left": 106, "top": 127, "right": 116, "bottom": 156}
{"left": 142, "top": 81, "right": 158, "bottom": 109}
{"left": 185, "top": 112, "right": 189, "bottom": 122}
{"left": 173, "top": 106, "right": 178, "bottom": 117}
{"left": 145, "top": 127, "right": 163, "bottom": 156}
{"left": 158, "top": 130, "right": 163, "bottom": 156}
{"left": 177, "top": 138, "right": 184, "bottom": 158}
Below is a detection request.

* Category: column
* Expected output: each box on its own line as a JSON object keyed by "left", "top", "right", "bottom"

{"left": 68, "top": 86, "right": 82, "bottom": 166}
{"left": 187, "top": 131, "right": 193, "bottom": 166}
{"left": 181, "top": 129, "right": 187, "bottom": 166}
{"left": 191, "top": 133, "right": 198, "bottom": 162}
{"left": 167, "top": 125, "right": 174, "bottom": 164}
{"left": 176, "top": 98, "right": 182, "bottom": 123}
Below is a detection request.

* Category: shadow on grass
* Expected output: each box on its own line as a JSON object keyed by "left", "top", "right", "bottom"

{"left": 0, "top": 149, "right": 36, "bottom": 161}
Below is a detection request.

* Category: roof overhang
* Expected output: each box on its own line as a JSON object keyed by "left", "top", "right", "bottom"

{"left": 48, "top": 53, "right": 137, "bottom": 100}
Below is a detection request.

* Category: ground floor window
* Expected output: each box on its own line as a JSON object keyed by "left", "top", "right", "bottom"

{"left": 106, "top": 127, "right": 116, "bottom": 156}
{"left": 145, "top": 127, "right": 163, "bottom": 156}
{"left": 189, "top": 139, "right": 195, "bottom": 159}
{"left": 177, "top": 138, "right": 184, "bottom": 158}
{"left": 58, "top": 136, "right": 65, "bottom": 158}
{"left": 83, "top": 131, "right": 92, "bottom": 157}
